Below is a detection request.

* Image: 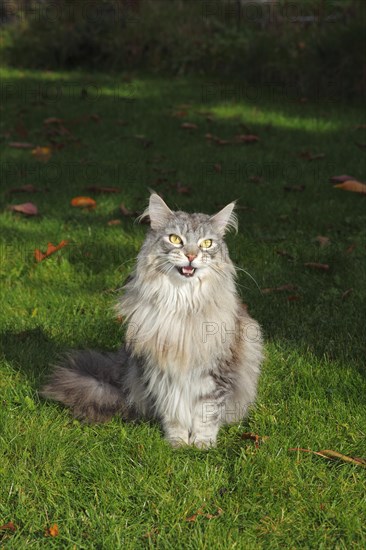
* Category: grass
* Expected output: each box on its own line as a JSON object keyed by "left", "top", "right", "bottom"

{"left": 0, "top": 66, "right": 366, "bottom": 548}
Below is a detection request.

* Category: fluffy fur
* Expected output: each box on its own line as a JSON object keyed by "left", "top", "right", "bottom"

{"left": 41, "top": 194, "right": 263, "bottom": 447}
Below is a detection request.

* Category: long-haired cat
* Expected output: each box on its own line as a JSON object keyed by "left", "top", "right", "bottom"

{"left": 41, "top": 194, "right": 263, "bottom": 447}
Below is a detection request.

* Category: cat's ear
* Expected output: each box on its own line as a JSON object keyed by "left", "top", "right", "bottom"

{"left": 139, "top": 193, "right": 173, "bottom": 230}
{"left": 210, "top": 202, "right": 238, "bottom": 235}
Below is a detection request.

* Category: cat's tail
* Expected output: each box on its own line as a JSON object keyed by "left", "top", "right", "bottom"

{"left": 40, "top": 349, "right": 130, "bottom": 423}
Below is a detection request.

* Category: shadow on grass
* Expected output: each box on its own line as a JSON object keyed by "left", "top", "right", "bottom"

{"left": 1, "top": 67, "right": 365, "bottom": 386}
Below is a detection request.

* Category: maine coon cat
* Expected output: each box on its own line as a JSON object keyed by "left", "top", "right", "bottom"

{"left": 42, "top": 194, "right": 263, "bottom": 448}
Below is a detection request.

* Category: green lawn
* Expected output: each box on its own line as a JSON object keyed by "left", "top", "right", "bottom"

{"left": 1, "top": 67, "right": 366, "bottom": 548}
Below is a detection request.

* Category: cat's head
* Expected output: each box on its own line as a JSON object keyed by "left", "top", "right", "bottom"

{"left": 139, "top": 194, "right": 237, "bottom": 283}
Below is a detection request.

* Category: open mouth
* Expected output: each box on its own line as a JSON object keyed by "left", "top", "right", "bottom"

{"left": 177, "top": 266, "right": 196, "bottom": 278}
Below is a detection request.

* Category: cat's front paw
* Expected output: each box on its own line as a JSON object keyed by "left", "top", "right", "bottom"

{"left": 191, "top": 437, "right": 216, "bottom": 449}
{"left": 167, "top": 437, "right": 190, "bottom": 448}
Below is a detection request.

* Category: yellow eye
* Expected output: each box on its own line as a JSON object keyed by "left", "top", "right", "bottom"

{"left": 201, "top": 239, "right": 212, "bottom": 249}
{"left": 169, "top": 234, "right": 182, "bottom": 245}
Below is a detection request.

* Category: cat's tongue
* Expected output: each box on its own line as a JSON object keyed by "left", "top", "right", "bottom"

{"left": 181, "top": 266, "right": 195, "bottom": 276}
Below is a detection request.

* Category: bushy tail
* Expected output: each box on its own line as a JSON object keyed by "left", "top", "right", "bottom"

{"left": 41, "top": 350, "right": 129, "bottom": 423}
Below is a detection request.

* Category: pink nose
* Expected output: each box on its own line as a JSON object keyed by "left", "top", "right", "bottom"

{"left": 186, "top": 254, "right": 197, "bottom": 263}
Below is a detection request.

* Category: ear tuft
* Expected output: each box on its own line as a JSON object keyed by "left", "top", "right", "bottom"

{"left": 210, "top": 202, "right": 237, "bottom": 235}
{"left": 138, "top": 193, "right": 173, "bottom": 230}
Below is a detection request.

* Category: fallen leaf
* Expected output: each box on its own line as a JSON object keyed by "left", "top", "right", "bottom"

{"left": 181, "top": 122, "right": 198, "bottom": 130}
{"left": 214, "top": 163, "right": 222, "bottom": 173}
{"left": 249, "top": 175, "right": 263, "bottom": 183}
{"left": 172, "top": 110, "right": 188, "bottom": 118}
{"left": 304, "top": 262, "right": 330, "bottom": 271}
{"left": 174, "top": 182, "right": 191, "bottom": 195}
{"left": 215, "top": 139, "right": 231, "bottom": 146}
{"left": 45, "top": 524, "right": 59, "bottom": 537}
{"left": 329, "top": 174, "right": 355, "bottom": 183}
{"left": 14, "top": 119, "right": 28, "bottom": 138}
{"left": 84, "top": 186, "right": 120, "bottom": 194}
{"left": 241, "top": 432, "right": 269, "bottom": 449}
{"left": 107, "top": 219, "right": 122, "bottom": 226}
{"left": 119, "top": 203, "right": 137, "bottom": 217}
{"left": 276, "top": 249, "right": 294, "bottom": 260}
{"left": 315, "top": 235, "right": 330, "bottom": 247}
{"left": 355, "top": 142, "right": 366, "bottom": 150}
{"left": 0, "top": 522, "right": 16, "bottom": 532}
{"left": 43, "top": 117, "right": 63, "bottom": 125}
{"left": 185, "top": 505, "right": 223, "bottom": 522}
{"left": 8, "top": 141, "right": 34, "bottom": 149}
{"left": 284, "top": 184, "right": 305, "bottom": 192}
{"left": 70, "top": 196, "right": 96, "bottom": 208}
{"left": 34, "top": 240, "right": 69, "bottom": 263}
{"left": 289, "top": 448, "right": 366, "bottom": 468}
{"left": 8, "top": 184, "right": 39, "bottom": 193}
{"left": 8, "top": 202, "right": 38, "bottom": 216}
{"left": 334, "top": 180, "right": 366, "bottom": 194}
{"left": 233, "top": 134, "right": 260, "bottom": 143}
{"left": 342, "top": 288, "right": 353, "bottom": 300}
{"left": 262, "top": 283, "right": 298, "bottom": 294}
{"left": 345, "top": 243, "right": 356, "bottom": 254}
{"left": 354, "top": 124, "right": 366, "bottom": 129}
{"left": 89, "top": 114, "right": 101, "bottom": 123}
{"left": 299, "top": 151, "right": 325, "bottom": 161}
{"left": 287, "top": 295, "right": 301, "bottom": 301}
{"left": 32, "top": 146, "right": 52, "bottom": 162}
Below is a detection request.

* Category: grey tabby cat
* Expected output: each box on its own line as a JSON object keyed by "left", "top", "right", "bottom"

{"left": 42, "top": 194, "right": 263, "bottom": 448}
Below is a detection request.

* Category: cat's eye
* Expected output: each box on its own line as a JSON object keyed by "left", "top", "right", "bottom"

{"left": 200, "top": 239, "right": 213, "bottom": 249}
{"left": 169, "top": 234, "right": 182, "bottom": 245}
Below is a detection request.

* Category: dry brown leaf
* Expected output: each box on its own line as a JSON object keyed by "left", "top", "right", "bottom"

{"left": 215, "top": 139, "right": 231, "bottom": 146}
{"left": 181, "top": 122, "right": 198, "bottom": 130}
{"left": 276, "top": 249, "right": 294, "bottom": 260}
{"left": 0, "top": 522, "right": 16, "bottom": 532}
{"left": 9, "top": 202, "right": 38, "bottom": 216}
{"left": 355, "top": 142, "right": 366, "bottom": 150}
{"left": 84, "top": 186, "right": 120, "bottom": 194}
{"left": 14, "top": 120, "right": 28, "bottom": 138}
{"left": 304, "top": 262, "right": 330, "bottom": 271}
{"left": 89, "top": 114, "right": 101, "bottom": 123}
{"left": 43, "top": 117, "right": 63, "bottom": 125}
{"left": 174, "top": 182, "right": 191, "bottom": 195}
{"left": 329, "top": 174, "right": 355, "bottom": 183}
{"left": 172, "top": 110, "right": 188, "bottom": 118}
{"left": 119, "top": 203, "right": 138, "bottom": 217}
{"left": 262, "top": 283, "right": 298, "bottom": 294}
{"left": 8, "top": 184, "right": 40, "bottom": 194}
{"left": 284, "top": 185, "right": 305, "bottom": 192}
{"left": 354, "top": 124, "right": 366, "bottom": 129}
{"left": 70, "top": 196, "right": 96, "bottom": 208}
{"left": 214, "top": 163, "right": 222, "bottom": 173}
{"left": 32, "top": 146, "right": 52, "bottom": 162}
{"left": 8, "top": 141, "right": 34, "bottom": 149}
{"left": 107, "top": 219, "right": 122, "bottom": 226}
{"left": 342, "top": 288, "right": 353, "bottom": 300}
{"left": 345, "top": 243, "right": 356, "bottom": 254}
{"left": 241, "top": 432, "right": 269, "bottom": 449}
{"left": 45, "top": 524, "right": 59, "bottom": 537}
{"left": 185, "top": 505, "right": 223, "bottom": 522}
{"left": 299, "top": 151, "right": 325, "bottom": 161}
{"left": 233, "top": 134, "right": 260, "bottom": 144}
{"left": 287, "top": 295, "right": 301, "bottom": 302}
{"left": 334, "top": 180, "right": 366, "bottom": 194}
{"left": 315, "top": 235, "right": 330, "bottom": 247}
{"left": 34, "top": 240, "right": 69, "bottom": 263}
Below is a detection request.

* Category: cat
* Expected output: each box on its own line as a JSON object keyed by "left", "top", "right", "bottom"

{"left": 41, "top": 194, "right": 263, "bottom": 448}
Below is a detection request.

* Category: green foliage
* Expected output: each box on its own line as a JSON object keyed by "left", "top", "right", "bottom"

{"left": 1, "top": 0, "right": 365, "bottom": 98}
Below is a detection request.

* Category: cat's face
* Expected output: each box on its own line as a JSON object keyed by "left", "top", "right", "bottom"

{"left": 140, "top": 195, "right": 237, "bottom": 284}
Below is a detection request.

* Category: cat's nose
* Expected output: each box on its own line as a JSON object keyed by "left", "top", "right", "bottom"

{"left": 186, "top": 253, "right": 197, "bottom": 263}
